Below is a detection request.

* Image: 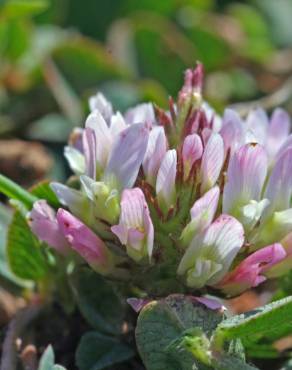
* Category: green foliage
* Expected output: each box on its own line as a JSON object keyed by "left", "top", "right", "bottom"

{"left": 212, "top": 296, "right": 292, "bottom": 352}
{"left": 0, "top": 202, "right": 27, "bottom": 286}
{"left": 52, "top": 36, "right": 129, "bottom": 93}
{"left": 0, "top": 0, "right": 48, "bottom": 18}
{"left": 0, "top": 174, "right": 38, "bottom": 209}
{"left": 70, "top": 268, "right": 125, "bottom": 335}
{"left": 228, "top": 3, "right": 274, "bottom": 62}
{"left": 7, "top": 210, "right": 48, "bottom": 280}
{"left": 27, "top": 114, "right": 74, "bottom": 143}
{"left": 76, "top": 332, "right": 134, "bottom": 370}
{"left": 255, "top": 0, "right": 292, "bottom": 47}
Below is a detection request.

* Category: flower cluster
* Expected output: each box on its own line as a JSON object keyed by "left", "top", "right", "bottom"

{"left": 29, "top": 64, "right": 292, "bottom": 296}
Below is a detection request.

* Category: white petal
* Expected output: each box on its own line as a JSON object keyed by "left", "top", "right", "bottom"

{"left": 264, "top": 147, "right": 292, "bottom": 215}
{"left": 105, "top": 123, "right": 149, "bottom": 190}
{"left": 220, "top": 109, "right": 245, "bottom": 155}
{"left": 110, "top": 112, "right": 127, "bottom": 137}
{"left": 200, "top": 133, "right": 224, "bottom": 193}
{"left": 266, "top": 108, "right": 290, "bottom": 159}
{"left": 89, "top": 92, "right": 113, "bottom": 122}
{"left": 156, "top": 149, "right": 177, "bottom": 210}
{"left": 85, "top": 111, "right": 112, "bottom": 169}
{"left": 178, "top": 215, "right": 244, "bottom": 286}
{"left": 245, "top": 108, "right": 268, "bottom": 145}
{"left": 125, "top": 103, "right": 155, "bottom": 125}
{"left": 223, "top": 143, "right": 268, "bottom": 215}
{"left": 143, "top": 126, "right": 168, "bottom": 186}
{"left": 64, "top": 146, "right": 85, "bottom": 175}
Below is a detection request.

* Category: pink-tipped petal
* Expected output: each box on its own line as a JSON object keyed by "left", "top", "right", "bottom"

{"left": 191, "top": 185, "right": 220, "bottom": 225}
{"left": 220, "top": 109, "right": 245, "bottom": 155}
{"left": 218, "top": 243, "right": 286, "bottom": 295}
{"left": 264, "top": 147, "right": 292, "bottom": 215}
{"left": 57, "top": 209, "right": 113, "bottom": 274}
{"left": 275, "top": 134, "right": 292, "bottom": 163}
{"left": 83, "top": 127, "right": 97, "bottom": 180}
{"left": 125, "top": 103, "right": 155, "bottom": 126}
{"left": 246, "top": 108, "right": 269, "bottom": 145}
{"left": 181, "top": 186, "right": 220, "bottom": 247}
{"left": 29, "top": 201, "right": 70, "bottom": 255}
{"left": 223, "top": 143, "right": 268, "bottom": 215}
{"left": 85, "top": 111, "right": 112, "bottom": 170}
{"left": 200, "top": 133, "right": 224, "bottom": 193}
{"left": 265, "top": 234, "right": 292, "bottom": 278}
{"left": 179, "top": 64, "right": 204, "bottom": 104}
{"left": 111, "top": 188, "right": 154, "bottom": 262}
{"left": 178, "top": 215, "right": 244, "bottom": 288}
{"left": 110, "top": 112, "right": 127, "bottom": 137}
{"left": 89, "top": 92, "right": 113, "bottom": 122}
{"left": 156, "top": 149, "right": 177, "bottom": 210}
{"left": 266, "top": 108, "right": 291, "bottom": 159}
{"left": 182, "top": 133, "right": 203, "bottom": 177}
{"left": 202, "top": 102, "right": 222, "bottom": 132}
{"left": 105, "top": 123, "right": 149, "bottom": 190}
{"left": 143, "top": 127, "right": 168, "bottom": 186}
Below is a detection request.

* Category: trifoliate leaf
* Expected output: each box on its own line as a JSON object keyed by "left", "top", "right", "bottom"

{"left": 7, "top": 211, "right": 47, "bottom": 280}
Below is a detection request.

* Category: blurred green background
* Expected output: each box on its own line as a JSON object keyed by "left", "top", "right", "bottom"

{"left": 1, "top": 0, "right": 292, "bottom": 183}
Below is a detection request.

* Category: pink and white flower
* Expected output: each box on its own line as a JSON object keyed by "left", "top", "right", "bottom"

{"left": 26, "top": 65, "right": 292, "bottom": 296}
{"left": 111, "top": 188, "right": 154, "bottom": 262}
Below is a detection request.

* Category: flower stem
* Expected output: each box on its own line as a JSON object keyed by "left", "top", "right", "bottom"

{"left": 0, "top": 174, "right": 38, "bottom": 209}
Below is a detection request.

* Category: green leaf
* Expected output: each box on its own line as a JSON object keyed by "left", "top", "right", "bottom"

{"left": 0, "top": 174, "right": 38, "bottom": 209}
{"left": 70, "top": 268, "right": 125, "bottom": 335}
{"left": 212, "top": 296, "right": 292, "bottom": 350}
{"left": 0, "top": 203, "right": 29, "bottom": 287}
{"left": 27, "top": 113, "right": 75, "bottom": 143}
{"left": 38, "top": 345, "right": 54, "bottom": 370}
{"left": 0, "top": 19, "right": 30, "bottom": 61}
{"left": 76, "top": 332, "right": 134, "bottom": 370}
{"left": 227, "top": 3, "right": 274, "bottom": 62}
{"left": 136, "top": 294, "right": 225, "bottom": 370}
{"left": 255, "top": 0, "right": 292, "bottom": 47}
{"left": 52, "top": 36, "right": 129, "bottom": 93}
{"left": 0, "top": 0, "right": 48, "bottom": 18}
{"left": 30, "top": 180, "right": 60, "bottom": 208}
{"left": 7, "top": 211, "right": 47, "bottom": 280}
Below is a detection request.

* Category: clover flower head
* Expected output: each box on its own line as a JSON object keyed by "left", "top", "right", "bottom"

{"left": 29, "top": 63, "right": 292, "bottom": 297}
